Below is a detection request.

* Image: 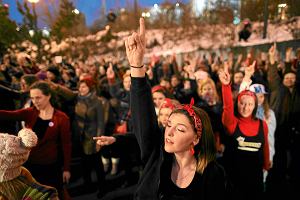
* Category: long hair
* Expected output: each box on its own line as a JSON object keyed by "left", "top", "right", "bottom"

{"left": 171, "top": 107, "right": 216, "bottom": 174}
{"left": 262, "top": 94, "right": 270, "bottom": 121}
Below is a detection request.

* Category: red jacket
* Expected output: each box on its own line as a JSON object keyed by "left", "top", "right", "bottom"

{"left": 0, "top": 107, "right": 71, "bottom": 171}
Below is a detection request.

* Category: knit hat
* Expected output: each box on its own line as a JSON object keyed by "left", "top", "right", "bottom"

{"left": 0, "top": 128, "right": 38, "bottom": 182}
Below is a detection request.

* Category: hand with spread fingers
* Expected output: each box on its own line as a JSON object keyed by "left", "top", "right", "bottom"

{"left": 125, "top": 18, "right": 146, "bottom": 70}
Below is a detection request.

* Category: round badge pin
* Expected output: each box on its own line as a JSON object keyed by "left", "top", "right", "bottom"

{"left": 49, "top": 121, "right": 54, "bottom": 127}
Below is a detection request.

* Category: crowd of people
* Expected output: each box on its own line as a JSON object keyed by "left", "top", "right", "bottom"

{"left": 0, "top": 17, "right": 300, "bottom": 200}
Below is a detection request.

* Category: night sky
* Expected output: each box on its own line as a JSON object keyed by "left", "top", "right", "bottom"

{"left": 3, "top": 0, "right": 189, "bottom": 27}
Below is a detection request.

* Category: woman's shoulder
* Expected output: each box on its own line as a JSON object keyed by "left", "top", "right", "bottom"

{"left": 201, "top": 161, "right": 228, "bottom": 184}
{"left": 204, "top": 161, "right": 226, "bottom": 176}
{"left": 54, "top": 109, "right": 69, "bottom": 120}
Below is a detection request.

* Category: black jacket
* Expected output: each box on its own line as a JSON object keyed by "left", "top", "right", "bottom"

{"left": 131, "top": 77, "right": 228, "bottom": 200}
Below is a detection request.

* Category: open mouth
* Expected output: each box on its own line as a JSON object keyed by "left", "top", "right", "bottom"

{"left": 165, "top": 138, "right": 174, "bottom": 144}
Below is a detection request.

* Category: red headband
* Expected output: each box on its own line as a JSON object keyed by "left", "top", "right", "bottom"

{"left": 152, "top": 85, "right": 165, "bottom": 94}
{"left": 160, "top": 98, "right": 175, "bottom": 110}
{"left": 176, "top": 98, "right": 202, "bottom": 138}
{"left": 238, "top": 90, "right": 256, "bottom": 102}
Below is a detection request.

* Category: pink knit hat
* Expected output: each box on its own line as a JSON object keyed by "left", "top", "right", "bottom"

{"left": 0, "top": 128, "right": 38, "bottom": 182}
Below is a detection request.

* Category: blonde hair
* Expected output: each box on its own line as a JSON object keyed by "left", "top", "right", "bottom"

{"left": 197, "top": 78, "right": 220, "bottom": 103}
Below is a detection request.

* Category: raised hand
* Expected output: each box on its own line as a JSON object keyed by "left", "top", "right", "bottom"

{"left": 125, "top": 18, "right": 146, "bottom": 68}
{"left": 285, "top": 47, "right": 293, "bottom": 62}
{"left": 244, "top": 60, "right": 256, "bottom": 79}
{"left": 268, "top": 43, "right": 277, "bottom": 65}
{"left": 93, "top": 136, "right": 116, "bottom": 151}
{"left": 218, "top": 61, "right": 231, "bottom": 85}
{"left": 106, "top": 62, "right": 115, "bottom": 79}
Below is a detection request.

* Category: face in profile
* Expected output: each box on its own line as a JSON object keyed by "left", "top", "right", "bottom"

{"left": 164, "top": 113, "right": 199, "bottom": 154}
{"left": 238, "top": 95, "right": 255, "bottom": 118}
{"left": 153, "top": 92, "right": 166, "bottom": 108}
{"left": 30, "top": 89, "right": 51, "bottom": 110}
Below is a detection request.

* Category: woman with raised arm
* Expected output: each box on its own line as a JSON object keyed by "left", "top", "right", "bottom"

{"left": 0, "top": 81, "right": 71, "bottom": 200}
{"left": 125, "top": 18, "right": 227, "bottom": 200}
{"left": 218, "top": 61, "right": 270, "bottom": 200}
{"left": 239, "top": 61, "right": 276, "bottom": 184}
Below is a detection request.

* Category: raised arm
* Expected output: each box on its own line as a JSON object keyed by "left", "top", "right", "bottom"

{"left": 218, "top": 61, "right": 238, "bottom": 134}
{"left": 0, "top": 83, "right": 22, "bottom": 99}
{"left": 126, "top": 18, "right": 161, "bottom": 163}
{"left": 0, "top": 108, "right": 30, "bottom": 121}
{"left": 267, "top": 43, "right": 281, "bottom": 92}
{"left": 239, "top": 61, "right": 256, "bottom": 92}
{"left": 50, "top": 81, "right": 77, "bottom": 101}
{"left": 106, "top": 63, "right": 123, "bottom": 99}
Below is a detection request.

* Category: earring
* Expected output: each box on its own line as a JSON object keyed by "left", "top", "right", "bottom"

{"left": 190, "top": 146, "right": 195, "bottom": 155}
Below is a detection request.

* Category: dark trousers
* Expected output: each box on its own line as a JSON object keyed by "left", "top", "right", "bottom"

{"left": 266, "top": 131, "right": 300, "bottom": 198}
{"left": 82, "top": 152, "right": 105, "bottom": 188}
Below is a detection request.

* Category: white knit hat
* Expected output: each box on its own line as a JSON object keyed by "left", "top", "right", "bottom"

{"left": 0, "top": 128, "right": 38, "bottom": 182}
